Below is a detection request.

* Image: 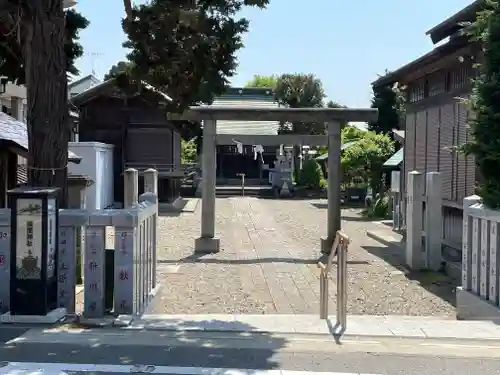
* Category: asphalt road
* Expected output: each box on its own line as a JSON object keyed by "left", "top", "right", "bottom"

{"left": 1, "top": 329, "right": 500, "bottom": 375}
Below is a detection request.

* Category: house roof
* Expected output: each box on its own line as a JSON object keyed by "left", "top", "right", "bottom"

{"left": 0, "top": 112, "right": 81, "bottom": 163}
{"left": 69, "top": 77, "right": 172, "bottom": 107}
{"left": 426, "top": 0, "right": 483, "bottom": 44}
{"left": 208, "top": 88, "right": 280, "bottom": 135}
{"left": 315, "top": 141, "right": 358, "bottom": 161}
{"left": 68, "top": 74, "right": 101, "bottom": 89}
{"left": 383, "top": 147, "right": 404, "bottom": 167}
{"left": 371, "top": 37, "right": 470, "bottom": 88}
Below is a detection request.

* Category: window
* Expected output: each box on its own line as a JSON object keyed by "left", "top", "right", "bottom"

{"left": 450, "top": 64, "right": 471, "bottom": 90}
{"left": 428, "top": 71, "right": 446, "bottom": 96}
{"left": 408, "top": 80, "right": 425, "bottom": 102}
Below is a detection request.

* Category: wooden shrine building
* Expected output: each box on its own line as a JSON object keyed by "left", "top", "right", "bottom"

{"left": 70, "top": 78, "right": 184, "bottom": 205}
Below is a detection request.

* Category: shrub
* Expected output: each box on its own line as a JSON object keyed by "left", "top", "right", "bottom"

{"left": 298, "top": 159, "right": 324, "bottom": 189}
{"left": 362, "top": 193, "right": 390, "bottom": 218}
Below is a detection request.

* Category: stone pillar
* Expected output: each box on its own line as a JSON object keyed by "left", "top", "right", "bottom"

{"left": 124, "top": 168, "right": 138, "bottom": 208}
{"left": 10, "top": 96, "right": 23, "bottom": 121}
{"left": 406, "top": 171, "right": 424, "bottom": 269}
{"left": 195, "top": 119, "right": 220, "bottom": 253}
{"left": 424, "top": 172, "right": 443, "bottom": 271}
{"left": 144, "top": 168, "right": 158, "bottom": 196}
{"left": 321, "top": 121, "right": 341, "bottom": 254}
{"left": 462, "top": 195, "right": 481, "bottom": 291}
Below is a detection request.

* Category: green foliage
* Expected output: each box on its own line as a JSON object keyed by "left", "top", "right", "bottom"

{"left": 369, "top": 71, "right": 405, "bottom": 136}
{"left": 181, "top": 138, "right": 197, "bottom": 164}
{"left": 341, "top": 131, "right": 394, "bottom": 193}
{"left": 244, "top": 75, "right": 278, "bottom": 88}
{"left": 341, "top": 125, "right": 366, "bottom": 143}
{"left": 362, "top": 193, "right": 390, "bottom": 218}
{"left": 104, "top": 61, "right": 133, "bottom": 81}
{"left": 326, "top": 100, "right": 346, "bottom": 109}
{"left": 274, "top": 73, "right": 327, "bottom": 135}
{"left": 298, "top": 159, "right": 324, "bottom": 189}
{"left": 463, "top": 0, "right": 500, "bottom": 209}
{"left": 0, "top": 8, "right": 89, "bottom": 84}
{"left": 122, "top": 0, "right": 269, "bottom": 113}
{"left": 317, "top": 125, "right": 366, "bottom": 156}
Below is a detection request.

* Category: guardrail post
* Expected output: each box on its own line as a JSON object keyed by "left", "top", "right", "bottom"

{"left": 337, "top": 235, "right": 348, "bottom": 329}
{"left": 143, "top": 170, "right": 158, "bottom": 288}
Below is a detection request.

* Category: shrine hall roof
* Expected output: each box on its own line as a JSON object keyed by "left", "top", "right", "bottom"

{"left": 210, "top": 88, "right": 280, "bottom": 135}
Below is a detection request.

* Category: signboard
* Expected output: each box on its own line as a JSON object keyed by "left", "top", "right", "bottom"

{"left": 16, "top": 199, "right": 42, "bottom": 280}
{"left": 47, "top": 198, "right": 57, "bottom": 278}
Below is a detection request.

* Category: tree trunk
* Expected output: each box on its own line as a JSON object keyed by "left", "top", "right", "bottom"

{"left": 24, "top": 0, "right": 69, "bottom": 207}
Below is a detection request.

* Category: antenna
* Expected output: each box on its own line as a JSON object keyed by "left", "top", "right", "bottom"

{"left": 84, "top": 52, "right": 104, "bottom": 75}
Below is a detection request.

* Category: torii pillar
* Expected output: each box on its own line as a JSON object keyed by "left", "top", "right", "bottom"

{"left": 194, "top": 119, "right": 220, "bottom": 253}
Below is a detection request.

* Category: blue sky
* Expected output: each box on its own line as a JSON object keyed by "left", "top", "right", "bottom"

{"left": 74, "top": 0, "right": 474, "bottom": 108}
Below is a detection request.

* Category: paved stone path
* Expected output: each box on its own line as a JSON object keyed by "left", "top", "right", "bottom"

{"left": 146, "top": 197, "right": 457, "bottom": 317}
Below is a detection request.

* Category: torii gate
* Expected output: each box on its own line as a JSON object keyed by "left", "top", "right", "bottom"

{"left": 176, "top": 107, "right": 378, "bottom": 254}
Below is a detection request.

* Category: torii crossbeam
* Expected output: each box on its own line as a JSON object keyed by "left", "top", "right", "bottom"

{"left": 173, "top": 106, "right": 378, "bottom": 254}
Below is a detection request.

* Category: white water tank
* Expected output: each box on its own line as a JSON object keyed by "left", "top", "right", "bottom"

{"left": 68, "top": 142, "right": 114, "bottom": 210}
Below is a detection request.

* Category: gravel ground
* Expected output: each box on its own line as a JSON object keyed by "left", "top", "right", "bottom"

{"left": 145, "top": 197, "right": 457, "bottom": 317}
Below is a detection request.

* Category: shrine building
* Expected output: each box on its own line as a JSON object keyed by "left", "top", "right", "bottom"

{"left": 214, "top": 87, "right": 281, "bottom": 184}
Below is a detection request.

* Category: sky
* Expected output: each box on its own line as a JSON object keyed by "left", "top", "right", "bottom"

{"left": 74, "top": 0, "right": 475, "bottom": 108}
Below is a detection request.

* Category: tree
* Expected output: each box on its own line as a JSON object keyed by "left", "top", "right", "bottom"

{"left": 0, "top": 8, "right": 88, "bottom": 84}
{"left": 272, "top": 73, "right": 326, "bottom": 176}
{"left": 463, "top": 0, "right": 500, "bottom": 209}
{"left": 369, "top": 72, "right": 405, "bottom": 136}
{"left": 181, "top": 138, "right": 197, "bottom": 164}
{"left": 341, "top": 131, "right": 394, "bottom": 194}
{"left": 326, "top": 100, "right": 345, "bottom": 109}
{"left": 244, "top": 75, "right": 278, "bottom": 88}
{"left": 0, "top": 2, "right": 89, "bottom": 206}
{"left": 120, "top": 0, "right": 269, "bottom": 114}
{"left": 104, "top": 61, "right": 133, "bottom": 81}
{"left": 341, "top": 125, "right": 366, "bottom": 143}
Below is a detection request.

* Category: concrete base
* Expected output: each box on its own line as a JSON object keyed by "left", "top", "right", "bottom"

{"left": 456, "top": 287, "right": 500, "bottom": 320}
{"left": 195, "top": 236, "right": 220, "bottom": 254}
{"left": 0, "top": 307, "right": 67, "bottom": 324}
{"left": 320, "top": 236, "right": 334, "bottom": 254}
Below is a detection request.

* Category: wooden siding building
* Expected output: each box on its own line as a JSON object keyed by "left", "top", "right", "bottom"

{"left": 372, "top": 0, "right": 483, "bottom": 248}
{"left": 70, "top": 78, "right": 183, "bottom": 205}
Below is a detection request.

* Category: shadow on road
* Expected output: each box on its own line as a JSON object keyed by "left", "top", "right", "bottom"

{"left": 158, "top": 253, "right": 370, "bottom": 266}
{"left": 0, "top": 318, "right": 288, "bottom": 370}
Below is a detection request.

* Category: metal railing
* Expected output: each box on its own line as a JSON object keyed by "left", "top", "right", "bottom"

{"left": 317, "top": 230, "right": 350, "bottom": 328}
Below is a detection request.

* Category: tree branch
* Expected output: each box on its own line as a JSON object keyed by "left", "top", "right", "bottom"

{"left": 123, "top": 0, "right": 132, "bottom": 21}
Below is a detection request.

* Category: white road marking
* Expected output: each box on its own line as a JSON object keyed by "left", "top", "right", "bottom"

{"left": 0, "top": 362, "right": 382, "bottom": 375}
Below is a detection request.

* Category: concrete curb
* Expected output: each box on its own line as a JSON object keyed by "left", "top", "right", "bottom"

{"left": 122, "top": 314, "right": 500, "bottom": 341}
{"left": 366, "top": 229, "right": 404, "bottom": 249}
